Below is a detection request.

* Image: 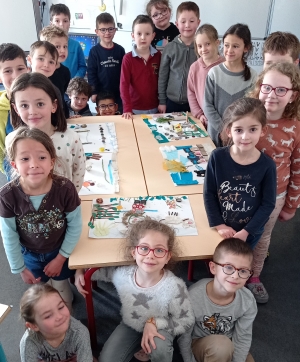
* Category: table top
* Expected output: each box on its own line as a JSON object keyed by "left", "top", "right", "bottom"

{"left": 132, "top": 115, "right": 215, "bottom": 196}
{"left": 69, "top": 194, "right": 222, "bottom": 269}
{"left": 68, "top": 116, "right": 147, "bottom": 199}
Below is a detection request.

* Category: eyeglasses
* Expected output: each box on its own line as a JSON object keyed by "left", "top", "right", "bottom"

{"left": 260, "top": 84, "right": 294, "bottom": 97}
{"left": 96, "top": 103, "right": 116, "bottom": 110}
{"left": 97, "top": 27, "right": 116, "bottom": 34}
{"left": 213, "top": 261, "right": 253, "bottom": 279}
{"left": 151, "top": 8, "right": 168, "bottom": 20}
{"left": 136, "top": 245, "right": 169, "bottom": 258}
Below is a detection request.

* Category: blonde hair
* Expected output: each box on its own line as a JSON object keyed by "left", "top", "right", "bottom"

{"left": 194, "top": 24, "right": 219, "bottom": 58}
{"left": 263, "top": 31, "right": 300, "bottom": 61}
{"left": 39, "top": 25, "right": 68, "bottom": 42}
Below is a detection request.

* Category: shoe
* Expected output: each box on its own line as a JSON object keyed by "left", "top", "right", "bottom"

{"left": 246, "top": 282, "right": 269, "bottom": 303}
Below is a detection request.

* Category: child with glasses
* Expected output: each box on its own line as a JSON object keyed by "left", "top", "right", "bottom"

{"left": 75, "top": 219, "right": 194, "bottom": 362}
{"left": 88, "top": 13, "right": 125, "bottom": 113}
{"left": 146, "top": 0, "right": 179, "bottom": 50}
{"left": 95, "top": 90, "right": 120, "bottom": 116}
{"left": 246, "top": 62, "right": 300, "bottom": 303}
{"left": 178, "top": 238, "right": 257, "bottom": 362}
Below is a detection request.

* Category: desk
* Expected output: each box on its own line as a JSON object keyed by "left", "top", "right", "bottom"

{"left": 132, "top": 115, "right": 215, "bottom": 195}
{"left": 68, "top": 116, "right": 147, "bottom": 199}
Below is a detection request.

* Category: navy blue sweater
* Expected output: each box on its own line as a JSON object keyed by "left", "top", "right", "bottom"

{"left": 204, "top": 147, "right": 276, "bottom": 236}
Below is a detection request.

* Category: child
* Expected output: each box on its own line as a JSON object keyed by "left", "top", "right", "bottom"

{"left": 158, "top": 1, "right": 200, "bottom": 113}
{"left": 187, "top": 24, "right": 224, "bottom": 127}
{"left": 247, "top": 62, "right": 300, "bottom": 303}
{"left": 95, "top": 90, "right": 119, "bottom": 116}
{"left": 19, "top": 284, "right": 94, "bottom": 362}
{"left": 204, "top": 23, "right": 257, "bottom": 147}
{"left": 178, "top": 238, "right": 257, "bottom": 362}
{"left": 204, "top": 98, "right": 276, "bottom": 249}
{"left": 75, "top": 219, "right": 194, "bottom": 362}
{"left": 263, "top": 31, "right": 300, "bottom": 69}
{"left": 0, "top": 43, "right": 28, "bottom": 174}
{"left": 66, "top": 77, "right": 93, "bottom": 117}
{"left": 6, "top": 72, "right": 85, "bottom": 192}
{"left": 88, "top": 12, "right": 125, "bottom": 112}
{"left": 146, "top": 0, "right": 179, "bottom": 50}
{"left": 0, "top": 128, "right": 82, "bottom": 309}
{"left": 120, "top": 15, "right": 161, "bottom": 119}
{"left": 50, "top": 3, "right": 87, "bottom": 78}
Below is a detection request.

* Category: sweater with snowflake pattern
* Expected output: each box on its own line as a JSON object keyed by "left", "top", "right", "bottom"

{"left": 92, "top": 265, "right": 194, "bottom": 335}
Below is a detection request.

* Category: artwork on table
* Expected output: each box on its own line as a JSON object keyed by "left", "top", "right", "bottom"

{"left": 142, "top": 112, "right": 208, "bottom": 143}
{"left": 88, "top": 195, "right": 198, "bottom": 238}
{"left": 160, "top": 144, "right": 213, "bottom": 186}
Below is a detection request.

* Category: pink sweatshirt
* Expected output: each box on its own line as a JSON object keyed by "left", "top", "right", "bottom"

{"left": 187, "top": 56, "right": 224, "bottom": 118}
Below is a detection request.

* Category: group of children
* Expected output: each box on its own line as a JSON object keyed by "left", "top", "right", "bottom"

{"left": 0, "top": 0, "right": 300, "bottom": 361}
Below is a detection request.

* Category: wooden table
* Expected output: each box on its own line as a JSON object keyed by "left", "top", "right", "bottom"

{"left": 132, "top": 115, "right": 215, "bottom": 195}
{"left": 68, "top": 116, "right": 147, "bottom": 199}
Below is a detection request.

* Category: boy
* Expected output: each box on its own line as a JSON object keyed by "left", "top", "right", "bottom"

{"left": 88, "top": 13, "right": 125, "bottom": 112}
{"left": 0, "top": 43, "right": 28, "bottom": 173}
{"left": 120, "top": 15, "right": 161, "bottom": 119}
{"left": 66, "top": 77, "right": 93, "bottom": 117}
{"left": 95, "top": 91, "right": 119, "bottom": 116}
{"left": 158, "top": 1, "right": 200, "bottom": 113}
{"left": 263, "top": 31, "right": 300, "bottom": 68}
{"left": 50, "top": 3, "right": 87, "bottom": 78}
{"left": 178, "top": 238, "right": 257, "bottom": 362}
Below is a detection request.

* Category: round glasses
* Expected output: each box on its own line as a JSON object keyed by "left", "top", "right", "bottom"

{"left": 97, "top": 27, "right": 116, "bottom": 34}
{"left": 213, "top": 261, "right": 253, "bottom": 279}
{"left": 260, "top": 84, "right": 294, "bottom": 97}
{"left": 136, "top": 245, "right": 169, "bottom": 258}
{"left": 151, "top": 8, "right": 168, "bottom": 20}
{"left": 97, "top": 103, "right": 116, "bottom": 110}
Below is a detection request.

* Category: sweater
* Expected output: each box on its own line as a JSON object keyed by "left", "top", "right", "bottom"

{"left": 20, "top": 316, "right": 93, "bottom": 362}
{"left": 92, "top": 265, "right": 194, "bottom": 335}
{"left": 62, "top": 38, "right": 87, "bottom": 78}
{"left": 203, "top": 63, "right": 257, "bottom": 147}
{"left": 256, "top": 118, "right": 300, "bottom": 213}
{"left": 178, "top": 279, "right": 257, "bottom": 362}
{"left": 152, "top": 23, "right": 180, "bottom": 49}
{"left": 120, "top": 46, "right": 161, "bottom": 112}
{"left": 158, "top": 35, "right": 197, "bottom": 105}
{"left": 0, "top": 90, "right": 10, "bottom": 172}
{"left": 187, "top": 56, "right": 225, "bottom": 119}
{"left": 204, "top": 147, "right": 276, "bottom": 235}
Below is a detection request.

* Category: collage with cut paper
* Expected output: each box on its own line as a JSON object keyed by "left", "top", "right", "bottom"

{"left": 68, "top": 123, "right": 119, "bottom": 195}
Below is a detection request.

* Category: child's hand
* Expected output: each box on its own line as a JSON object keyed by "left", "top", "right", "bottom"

{"left": 278, "top": 209, "right": 295, "bottom": 222}
{"left": 141, "top": 320, "right": 165, "bottom": 354}
{"left": 233, "top": 229, "right": 249, "bottom": 241}
{"left": 75, "top": 269, "right": 89, "bottom": 298}
{"left": 158, "top": 104, "right": 166, "bottom": 114}
{"left": 21, "top": 268, "right": 41, "bottom": 284}
{"left": 122, "top": 112, "right": 133, "bottom": 119}
{"left": 215, "top": 224, "right": 236, "bottom": 238}
{"left": 44, "top": 254, "right": 66, "bottom": 277}
{"left": 199, "top": 115, "right": 208, "bottom": 128}
{"left": 91, "top": 94, "right": 97, "bottom": 103}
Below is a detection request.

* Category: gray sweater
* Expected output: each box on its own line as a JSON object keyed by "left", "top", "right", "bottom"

{"left": 178, "top": 278, "right": 257, "bottom": 362}
{"left": 158, "top": 35, "right": 197, "bottom": 105}
{"left": 203, "top": 63, "right": 257, "bottom": 147}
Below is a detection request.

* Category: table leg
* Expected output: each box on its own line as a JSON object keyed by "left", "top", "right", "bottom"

{"left": 84, "top": 267, "right": 100, "bottom": 349}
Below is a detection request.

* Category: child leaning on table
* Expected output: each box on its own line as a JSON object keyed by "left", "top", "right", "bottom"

{"left": 95, "top": 90, "right": 120, "bottom": 116}
{"left": 178, "top": 238, "right": 257, "bottom": 362}
{"left": 75, "top": 219, "right": 194, "bottom": 362}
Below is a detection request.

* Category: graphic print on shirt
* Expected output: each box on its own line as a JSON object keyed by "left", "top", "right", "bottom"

{"left": 100, "top": 56, "right": 120, "bottom": 68}
{"left": 38, "top": 351, "right": 77, "bottom": 361}
{"left": 200, "top": 313, "right": 232, "bottom": 334}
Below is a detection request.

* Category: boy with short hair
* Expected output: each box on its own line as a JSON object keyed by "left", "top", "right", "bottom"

{"left": 88, "top": 12, "right": 125, "bottom": 112}
{"left": 0, "top": 43, "right": 28, "bottom": 173}
{"left": 120, "top": 15, "right": 161, "bottom": 119}
{"left": 158, "top": 1, "right": 200, "bottom": 113}
{"left": 66, "top": 77, "right": 93, "bottom": 117}
{"left": 178, "top": 238, "right": 257, "bottom": 362}
{"left": 95, "top": 91, "right": 119, "bottom": 116}
{"left": 50, "top": 3, "right": 87, "bottom": 78}
{"left": 263, "top": 31, "right": 300, "bottom": 68}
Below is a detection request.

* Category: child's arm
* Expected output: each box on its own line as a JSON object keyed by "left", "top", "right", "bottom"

{"left": 177, "top": 326, "right": 197, "bottom": 362}
{"left": 71, "top": 132, "right": 86, "bottom": 192}
{"left": 73, "top": 319, "right": 94, "bottom": 362}
{"left": 187, "top": 66, "right": 204, "bottom": 120}
{"left": 75, "top": 43, "right": 87, "bottom": 78}
{"left": 158, "top": 50, "right": 171, "bottom": 113}
{"left": 87, "top": 48, "right": 100, "bottom": 102}
{"left": 120, "top": 54, "right": 133, "bottom": 118}
{"left": 203, "top": 71, "right": 222, "bottom": 134}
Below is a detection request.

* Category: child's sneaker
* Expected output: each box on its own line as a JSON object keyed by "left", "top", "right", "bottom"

{"left": 246, "top": 282, "right": 269, "bottom": 303}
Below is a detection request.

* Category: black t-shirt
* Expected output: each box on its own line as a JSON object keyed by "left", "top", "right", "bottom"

{"left": 49, "top": 64, "right": 71, "bottom": 118}
{"left": 151, "top": 23, "right": 180, "bottom": 50}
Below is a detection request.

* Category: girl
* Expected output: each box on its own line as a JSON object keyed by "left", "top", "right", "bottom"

{"left": 6, "top": 72, "right": 85, "bottom": 192}
{"left": 204, "top": 23, "right": 257, "bottom": 147}
{"left": 146, "top": 0, "right": 179, "bottom": 50}
{"left": 187, "top": 24, "right": 225, "bottom": 127}
{"left": 204, "top": 98, "right": 277, "bottom": 251}
{"left": 247, "top": 62, "right": 300, "bottom": 303}
{"left": 0, "top": 127, "right": 82, "bottom": 308}
{"left": 75, "top": 219, "right": 194, "bottom": 362}
{"left": 19, "top": 284, "right": 94, "bottom": 362}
